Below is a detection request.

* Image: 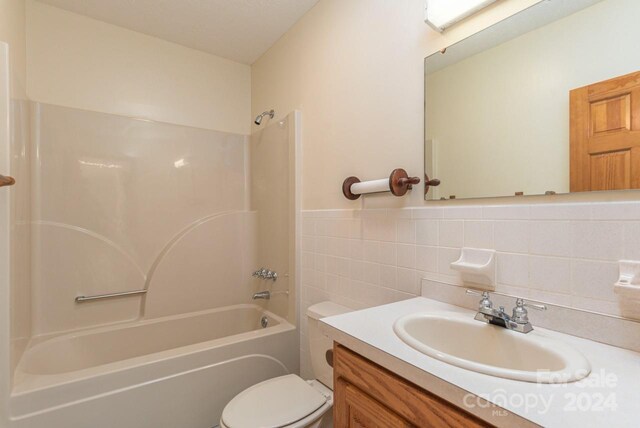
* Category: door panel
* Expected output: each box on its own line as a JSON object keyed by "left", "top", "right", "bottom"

{"left": 570, "top": 71, "right": 640, "bottom": 192}
{"left": 589, "top": 150, "right": 630, "bottom": 191}
{"left": 590, "top": 94, "right": 630, "bottom": 135}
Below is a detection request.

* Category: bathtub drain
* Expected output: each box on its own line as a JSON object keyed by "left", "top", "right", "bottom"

{"left": 261, "top": 316, "right": 269, "bottom": 328}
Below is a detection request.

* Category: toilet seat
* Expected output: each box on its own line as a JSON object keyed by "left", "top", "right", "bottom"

{"left": 220, "top": 375, "right": 333, "bottom": 428}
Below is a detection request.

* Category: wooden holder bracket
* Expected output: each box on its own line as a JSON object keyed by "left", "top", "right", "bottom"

{"left": 342, "top": 176, "right": 361, "bottom": 200}
{"left": 389, "top": 168, "right": 420, "bottom": 196}
{"left": 0, "top": 175, "right": 15, "bottom": 188}
{"left": 423, "top": 173, "right": 441, "bottom": 196}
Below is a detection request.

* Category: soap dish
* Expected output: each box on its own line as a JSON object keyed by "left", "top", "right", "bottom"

{"left": 450, "top": 248, "right": 496, "bottom": 289}
{"left": 614, "top": 260, "right": 640, "bottom": 301}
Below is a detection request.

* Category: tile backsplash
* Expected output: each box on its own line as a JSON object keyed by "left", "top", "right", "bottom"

{"left": 299, "top": 202, "right": 640, "bottom": 377}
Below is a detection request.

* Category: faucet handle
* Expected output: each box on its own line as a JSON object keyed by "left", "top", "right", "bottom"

{"left": 518, "top": 298, "right": 547, "bottom": 311}
{"left": 465, "top": 289, "right": 493, "bottom": 310}
{"left": 512, "top": 298, "right": 547, "bottom": 324}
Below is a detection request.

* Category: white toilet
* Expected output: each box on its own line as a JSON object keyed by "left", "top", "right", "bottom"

{"left": 220, "top": 301, "right": 351, "bottom": 428}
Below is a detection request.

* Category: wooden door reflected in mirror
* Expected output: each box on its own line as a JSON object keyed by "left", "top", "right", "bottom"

{"left": 570, "top": 71, "right": 640, "bottom": 192}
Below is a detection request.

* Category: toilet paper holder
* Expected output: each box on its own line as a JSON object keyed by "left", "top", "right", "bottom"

{"left": 342, "top": 168, "right": 421, "bottom": 200}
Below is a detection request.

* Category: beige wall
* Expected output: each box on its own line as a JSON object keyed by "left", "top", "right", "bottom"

{"left": 26, "top": 0, "right": 251, "bottom": 135}
{"left": 0, "top": 0, "right": 26, "bottom": 100}
{"left": 251, "top": 0, "right": 542, "bottom": 210}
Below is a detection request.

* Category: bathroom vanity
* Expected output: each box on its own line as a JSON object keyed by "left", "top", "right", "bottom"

{"left": 333, "top": 344, "right": 489, "bottom": 427}
{"left": 322, "top": 297, "right": 640, "bottom": 428}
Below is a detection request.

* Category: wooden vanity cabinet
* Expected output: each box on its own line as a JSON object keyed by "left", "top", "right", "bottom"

{"left": 333, "top": 344, "right": 491, "bottom": 428}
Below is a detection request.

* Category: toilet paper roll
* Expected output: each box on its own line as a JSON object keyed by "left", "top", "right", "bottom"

{"left": 350, "top": 178, "right": 390, "bottom": 195}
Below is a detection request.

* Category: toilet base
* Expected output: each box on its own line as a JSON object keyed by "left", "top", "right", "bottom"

{"left": 219, "top": 378, "right": 334, "bottom": 428}
{"left": 219, "top": 406, "right": 332, "bottom": 428}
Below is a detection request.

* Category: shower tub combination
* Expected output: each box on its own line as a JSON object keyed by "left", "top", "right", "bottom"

{"left": 10, "top": 304, "right": 297, "bottom": 428}
{"left": 1, "top": 61, "right": 300, "bottom": 426}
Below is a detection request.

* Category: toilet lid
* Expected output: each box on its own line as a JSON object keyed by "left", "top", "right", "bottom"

{"left": 221, "top": 374, "right": 328, "bottom": 428}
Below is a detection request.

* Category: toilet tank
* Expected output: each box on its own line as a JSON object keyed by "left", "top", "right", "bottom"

{"left": 306, "top": 302, "right": 352, "bottom": 389}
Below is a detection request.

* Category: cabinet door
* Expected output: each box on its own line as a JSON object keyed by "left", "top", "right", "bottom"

{"left": 337, "top": 378, "right": 412, "bottom": 428}
{"left": 333, "top": 344, "right": 491, "bottom": 428}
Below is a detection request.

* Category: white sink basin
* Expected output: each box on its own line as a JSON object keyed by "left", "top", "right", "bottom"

{"left": 393, "top": 312, "right": 591, "bottom": 383}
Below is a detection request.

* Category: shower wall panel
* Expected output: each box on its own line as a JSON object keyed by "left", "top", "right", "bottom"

{"left": 31, "top": 103, "right": 254, "bottom": 335}
{"left": 250, "top": 114, "right": 297, "bottom": 322}
{"left": 10, "top": 100, "right": 31, "bottom": 375}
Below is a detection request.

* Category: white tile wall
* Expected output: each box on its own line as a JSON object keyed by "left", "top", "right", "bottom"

{"left": 298, "top": 202, "right": 640, "bottom": 377}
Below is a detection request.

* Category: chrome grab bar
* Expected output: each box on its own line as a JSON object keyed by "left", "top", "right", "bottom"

{"left": 75, "top": 289, "right": 147, "bottom": 303}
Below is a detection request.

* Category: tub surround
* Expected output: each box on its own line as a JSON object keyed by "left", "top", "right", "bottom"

{"left": 30, "top": 102, "right": 254, "bottom": 334}
{"left": 320, "top": 297, "right": 640, "bottom": 427}
{"left": 9, "top": 99, "right": 31, "bottom": 382}
{"left": 249, "top": 114, "right": 299, "bottom": 323}
{"left": 4, "top": 105, "right": 300, "bottom": 427}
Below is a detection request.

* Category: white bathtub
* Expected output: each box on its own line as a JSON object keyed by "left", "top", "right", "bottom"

{"left": 10, "top": 304, "right": 298, "bottom": 428}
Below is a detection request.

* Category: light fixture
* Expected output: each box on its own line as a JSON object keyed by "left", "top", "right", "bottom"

{"left": 425, "top": 0, "right": 498, "bottom": 32}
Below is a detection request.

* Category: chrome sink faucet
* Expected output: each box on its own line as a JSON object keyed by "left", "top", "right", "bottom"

{"left": 466, "top": 289, "right": 546, "bottom": 334}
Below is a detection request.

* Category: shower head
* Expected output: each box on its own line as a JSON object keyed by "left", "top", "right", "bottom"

{"left": 254, "top": 110, "right": 275, "bottom": 125}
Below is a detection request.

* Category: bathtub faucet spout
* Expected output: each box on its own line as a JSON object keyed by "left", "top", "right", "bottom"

{"left": 252, "top": 291, "right": 271, "bottom": 300}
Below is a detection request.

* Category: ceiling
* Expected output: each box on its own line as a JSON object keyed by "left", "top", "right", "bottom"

{"left": 36, "top": 0, "right": 320, "bottom": 64}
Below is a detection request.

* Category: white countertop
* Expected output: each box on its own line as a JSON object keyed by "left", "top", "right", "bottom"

{"left": 320, "top": 297, "right": 640, "bottom": 428}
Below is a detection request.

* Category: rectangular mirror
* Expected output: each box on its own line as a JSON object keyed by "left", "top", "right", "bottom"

{"left": 424, "top": 0, "right": 640, "bottom": 200}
